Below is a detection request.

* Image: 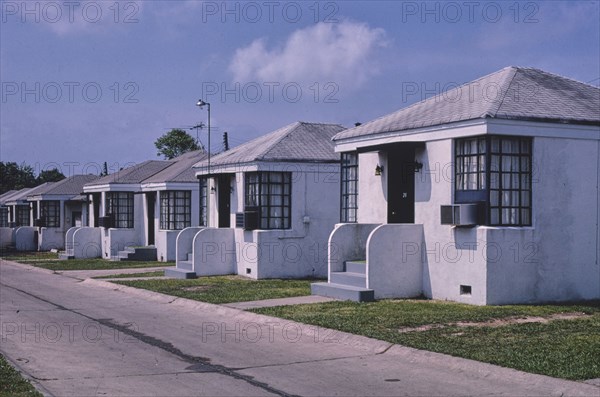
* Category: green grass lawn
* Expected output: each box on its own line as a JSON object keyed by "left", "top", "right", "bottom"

{"left": 113, "top": 276, "right": 316, "bottom": 304}
{"left": 93, "top": 270, "right": 165, "bottom": 279}
{"left": 253, "top": 299, "right": 600, "bottom": 381}
{"left": 3, "top": 254, "right": 171, "bottom": 271}
{"left": 26, "top": 259, "right": 170, "bottom": 271}
{"left": 0, "top": 251, "right": 59, "bottom": 262}
{"left": 0, "top": 354, "right": 42, "bottom": 397}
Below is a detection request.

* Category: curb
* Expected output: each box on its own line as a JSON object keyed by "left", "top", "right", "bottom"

{"left": 83, "top": 277, "right": 394, "bottom": 354}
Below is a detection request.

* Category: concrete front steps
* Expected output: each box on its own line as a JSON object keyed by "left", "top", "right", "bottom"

{"left": 58, "top": 251, "right": 74, "bottom": 260}
{"left": 311, "top": 260, "right": 374, "bottom": 302}
{"left": 111, "top": 246, "right": 157, "bottom": 262}
{"left": 164, "top": 252, "right": 197, "bottom": 279}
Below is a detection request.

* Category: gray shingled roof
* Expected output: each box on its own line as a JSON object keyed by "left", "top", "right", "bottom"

{"left": 5, "top": 184, "right": 53, "bottom": 203}
{"left": 0, "top": 190, "right": 19, "bottom": 205}
{"left": 194, "top": 122, "right": 345, "bottom": 169}
{"left": 143, "top": 150, "right": 208, "bottom": 184}
{"left": 333, "top": 67, "right": 600, "bottom": 141}
{"left": 85, "top": 160, "right": 171, "bottom": 187}
{"left": 31, "top": 175, "right": 99, "bottom": 196}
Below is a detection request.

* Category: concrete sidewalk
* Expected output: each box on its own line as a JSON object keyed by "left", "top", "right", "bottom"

{"left": 223, "top": 295, "right": 336, "bottom": 310}
{"left": 1, "top": 259, "right": 598, "bottom": 397}
{"left": 56, "top": 266, "right": 169, "bottom": 280}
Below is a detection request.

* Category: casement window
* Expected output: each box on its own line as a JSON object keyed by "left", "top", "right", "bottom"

{"left": 245, "top": 172, "right": 291, "bottom": 229}
{"left": 340, "top": 152, "right": 358, "bottom": 223}
{"left": 199, "top": 178, "right": 207, "bottom": 227}
{"left": 16, "top": 205, "right": 30, "bottom": 227}
{"left": 160, "top": 191, "right": 191, "bottom": 230}
{"left": 105, "top": 192, "right": 134, "bottom": 228}
{"left": 40, "top": 201, "right": 60, "bottom": 228}
{"left": 455, "top": 136, "right": 532, "bottom": 226}
{"left": 0, "top": 207, "right": 8, "bottom": 227}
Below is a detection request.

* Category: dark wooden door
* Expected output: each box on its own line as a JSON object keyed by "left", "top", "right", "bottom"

{"left": 147, "top": 192, "right": 155, "bottom": 245}
{"left": 92, "top": 193, "right": 101, "bottom": 227}
{"left": 387, "top": 146, "right": 415, "bottom": 224}
{"left": 218, "top": 176, "right": 231, "bottom": 228}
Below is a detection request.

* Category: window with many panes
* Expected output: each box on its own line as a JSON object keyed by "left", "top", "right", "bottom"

{"left": 40, "top": 201, "right": 60, "bottom": 228}
{"left": 340, "top": 152, "right": 358, "bottom": 223}
{"left": 199, "top": 177, "right": 207, "bottom": 226}
{"left": 16, "top": 205, "right": 30, "bottom": 227}
{"left": 105, "top": 192, "right": 134, "bottom": 228}
{"left": 455, "top": 136, "right": 532, "bottom": 226}
{"left": 0, "top": 207, "right": 8, "bottom": 227}
{"left": 160, "top": 191, "right": 191, "bottom": 230}
{"left": 245, "top": 172, "right": 291, "bottom": 229}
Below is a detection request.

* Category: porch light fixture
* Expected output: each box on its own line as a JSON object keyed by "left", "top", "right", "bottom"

{"left": 375, "top": 164, "right": 384, "bottom": 176}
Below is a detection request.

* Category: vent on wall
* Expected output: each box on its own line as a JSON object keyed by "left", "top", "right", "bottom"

{"left": 440, "top": 204, "right": 480, "bottom": 226}
{"left": 460, "top": 285, "right": 472, "bottom": 296}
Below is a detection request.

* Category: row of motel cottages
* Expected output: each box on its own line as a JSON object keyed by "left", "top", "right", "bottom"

{"left": 0, "top": 66, "right": 599, "bottom": 305}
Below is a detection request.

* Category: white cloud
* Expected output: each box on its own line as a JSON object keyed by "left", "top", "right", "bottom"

{"left": 229, "top": 20, "right": 387, "bottom": 88}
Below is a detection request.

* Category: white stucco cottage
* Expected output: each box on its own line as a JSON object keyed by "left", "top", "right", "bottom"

{"left": 68, "top": 151, "right": 207, "bottom": 261}
{"left": 0, "top": 185, "right": 52, "bottom": 250}
{"left": 140, "top": 150, "right": 208, "bottom": 262}
{"left": 311, "top": 67, "right": 600, "bottom": 305}
{"left": 166, "top": 121, "right": 345, "bottom": 279}
{"left": 28, "top": 174, "right": 99, "bottom": 251}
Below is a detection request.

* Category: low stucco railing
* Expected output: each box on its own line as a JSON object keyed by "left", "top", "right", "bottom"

{"left": 192, "top": 228, "right": 235, "bottom": 276}
{"left": 366, "top": 224, "right": 424, "bottom": 299}
{"left": 14, "top": 227, "right": 36, "bottom": 251}
{"left": 72, "top": 227, "right": 102, "bottom": 258}
{"left": 176, "top": 227, "right": 204, "bottom": 264}
{"left": 39, "top": 227, "right": 67, "bottom": 251}
{"left": 0, "top": 227, "right": 13, "bottom": 249}
{"left": 327, "top": 223, "right": 381, "bottom": 277}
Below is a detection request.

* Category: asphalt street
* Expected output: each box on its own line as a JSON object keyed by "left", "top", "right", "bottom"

{"left": 1, "top": 260, "right": 598, "bottom": 397}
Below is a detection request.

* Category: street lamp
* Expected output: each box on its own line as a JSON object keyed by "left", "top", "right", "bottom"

{"left": 196, "top": 99, "right": 211, "bottom": 175}
{"left": 196, "top": 99, "right": 211, "bottom": 226}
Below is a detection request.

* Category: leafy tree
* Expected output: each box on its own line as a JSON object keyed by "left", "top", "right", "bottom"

{"left": 37, "top": 168, "right": 65, "bottom": 184}
{"left": 0, "top": 162, "right": 36, "bottom": 194}
{"left": 155, "top": 129, "right": 200, "bottom": 160}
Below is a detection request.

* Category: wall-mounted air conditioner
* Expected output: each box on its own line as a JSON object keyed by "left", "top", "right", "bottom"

{"left": 440, "top": 204, "right": 480, "bottom": 226}
{"left": 236, "top": 210, "right": 259, "bottom": 230}
{"left": 98, "top": 215, "right": 114, "bottom": 228}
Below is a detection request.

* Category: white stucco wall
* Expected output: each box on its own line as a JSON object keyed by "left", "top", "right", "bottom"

{"left": 155, "top": 230, "right": 179, "bottom": 262}
{"left": 238, "top": 167, "right": 339, "bottom": 279}
{"left": 411, "top": 139, "right": 489, "bottom": 304}
{"left": 357, "top": 152, "right": 388, "bottom": 223}
{"left": 485, "top": 137, "right": 600, "bottom": 304}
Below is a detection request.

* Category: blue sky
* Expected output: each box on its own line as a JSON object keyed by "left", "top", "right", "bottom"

{"left": 1, "top": 0, "right": 599, "bottom": 176}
